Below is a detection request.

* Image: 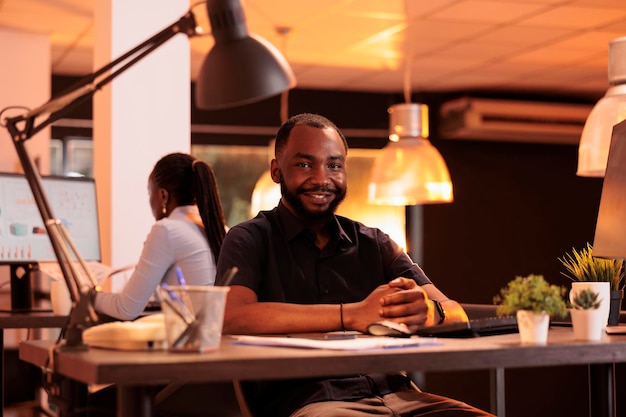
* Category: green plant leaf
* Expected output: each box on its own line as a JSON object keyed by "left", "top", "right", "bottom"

{"left": 571, "top": 288, "right": 601, "bottom": 310}
{"left": 558, "top": 243, "right": 624, "bottom": 291}
{"left": 494, "top": 274, "right": 567, "bottom": 318}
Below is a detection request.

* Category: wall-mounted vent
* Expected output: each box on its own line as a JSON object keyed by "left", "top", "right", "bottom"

{"left": 438, "top": 97, "right": 592, "bottom": 145}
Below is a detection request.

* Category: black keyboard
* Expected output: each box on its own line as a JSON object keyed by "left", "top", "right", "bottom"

{"left": 414, "top": 316, "right": 519, "bottom": 338}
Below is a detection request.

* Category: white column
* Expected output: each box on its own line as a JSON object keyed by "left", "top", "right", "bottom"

{"left": 0, "top": 29, "right": 50, "bottom": 174}
{"left": 93, "top": 0, "right": 191, "bottom": 270}
{"left": 0, "top": 29, "right": 50, "bottom": 342}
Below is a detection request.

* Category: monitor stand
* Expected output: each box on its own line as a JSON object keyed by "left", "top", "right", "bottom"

{"left": 9, "top": 263, "right": 34, "bottom": 311}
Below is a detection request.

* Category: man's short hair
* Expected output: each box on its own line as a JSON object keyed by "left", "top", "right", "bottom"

{"left": 274, "top": 113, "right": 348, "bottom": 157}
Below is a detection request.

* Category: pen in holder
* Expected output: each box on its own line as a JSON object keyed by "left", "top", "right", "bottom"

{"left": 174, "top": 267, "right": 194, "bottom": 317}
{"left": 158, "top": 283, "right": 229, "bottom": 353}
{"left": 159, "top": 285, "right": 198, "bottom": 348}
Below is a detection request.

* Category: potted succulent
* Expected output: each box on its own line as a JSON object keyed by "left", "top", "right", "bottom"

{"left": 559, "top": 243, "right": 624, "bottom": 326}
{"left": 570, "top": 288, "right": 605, "bottom": 341}
{"left": 571, "top": 288, "right": 602, "bottom": 310}
{"left": 494, "top": 274, "right": 567, "bottom": 345}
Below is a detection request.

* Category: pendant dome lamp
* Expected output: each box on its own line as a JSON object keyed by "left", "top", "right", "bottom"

{"left": 368, "top": 103, "right": 453, "bottom": 205}
{"left": 368, "top": 0, "right": 452, "bottom": 206}
{"left": 577, "top": 36, "right": 626, "bottom": 177}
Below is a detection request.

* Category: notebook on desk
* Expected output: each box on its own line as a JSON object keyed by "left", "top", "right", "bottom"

{"left": 414, "top": 316, "right": 519, "bottom": 338}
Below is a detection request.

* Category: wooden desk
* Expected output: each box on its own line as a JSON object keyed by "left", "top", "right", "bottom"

{"left": 0, "top": 311, "right": 67, "bottom": 417}
{"left": 19, "top": 328, "right": 626, "bottom": 417}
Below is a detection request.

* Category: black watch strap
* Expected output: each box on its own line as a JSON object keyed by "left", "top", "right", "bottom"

{"left": 432, "top": 299, "right": 446, "bottom": 324}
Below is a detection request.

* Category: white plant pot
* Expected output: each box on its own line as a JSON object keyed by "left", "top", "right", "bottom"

{"left": 570, "top": 282, "right": 610, "bottom": 326}
{"left": 570, "top": 308, "right": 605, "bottom": 341}
{"left": 516, "top": 310, "right": 550, "bottom": 345}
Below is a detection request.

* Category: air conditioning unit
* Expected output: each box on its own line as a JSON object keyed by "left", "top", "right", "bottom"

{"left": 438, "top": 97, "right": 592, "bottom": 145}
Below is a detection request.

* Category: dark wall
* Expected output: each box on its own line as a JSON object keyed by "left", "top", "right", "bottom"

{"left": 189, "top": 87, "right": 397, "bottom": 148}
{"left": 423, "top": 138, "right": 604, "bottom": 304}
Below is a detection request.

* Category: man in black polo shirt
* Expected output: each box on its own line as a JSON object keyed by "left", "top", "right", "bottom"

{"left": 216, "top": 113, "right": 493, "bottom": 417}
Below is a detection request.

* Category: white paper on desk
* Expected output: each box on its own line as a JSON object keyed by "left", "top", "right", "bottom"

{"left": 231, "top": 335, "right": 442, "bottom": 350}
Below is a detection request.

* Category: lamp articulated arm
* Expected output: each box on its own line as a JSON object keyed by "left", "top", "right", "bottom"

{"left": 2, "top": 10, "right": 200, "bottom": 350}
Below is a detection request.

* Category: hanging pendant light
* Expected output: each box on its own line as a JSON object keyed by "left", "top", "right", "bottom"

{"left": 577, "top": 36, "right": 626, "bottom": 177}
{"left": 367, "top": 0, "right": 453, "bottom": 206}
{"left": 368, "top": 103, "right": 453, "bottom": 205}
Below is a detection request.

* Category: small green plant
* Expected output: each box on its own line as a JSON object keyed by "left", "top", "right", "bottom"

{"left": 559, "top": 243, "right": 624, "bottom": 291}
{"left": 571, "top": 288, "right": 601, "bottom": 310}
{"left": 494, "top": 274, "right": 567, "bottom": 318}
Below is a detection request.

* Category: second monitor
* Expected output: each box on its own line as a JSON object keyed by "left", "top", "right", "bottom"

{"left": 0, "top": 172, "right": 101, "bottom": 310}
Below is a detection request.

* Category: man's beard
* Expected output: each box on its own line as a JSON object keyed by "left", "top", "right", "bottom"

{"left": 279, "top": 175, "right": 346, "bottom": 221}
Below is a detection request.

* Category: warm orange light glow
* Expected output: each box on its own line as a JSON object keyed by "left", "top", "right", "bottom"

{"left": 340, "top": 208, "right": 406, "bottom": 251}
{"left": 250, "top": 170, "right": 280, "bottom": 217}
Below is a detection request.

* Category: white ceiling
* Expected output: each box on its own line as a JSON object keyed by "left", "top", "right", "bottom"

{"left": 1, "top": 0, "right": 626, "bottom": 99}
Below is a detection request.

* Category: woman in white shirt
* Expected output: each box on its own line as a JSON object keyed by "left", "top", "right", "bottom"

{"left": 94, "top": 152, "right": 226, "bottom": 320}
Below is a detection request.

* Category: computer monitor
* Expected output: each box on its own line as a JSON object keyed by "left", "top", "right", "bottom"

{"left": 0, "top": 172, "right": 101, "bottom": 310}
{"left": 593, "top": 119, "right": 626, "bottom": 259}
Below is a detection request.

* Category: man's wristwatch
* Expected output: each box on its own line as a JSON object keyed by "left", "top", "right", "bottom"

{"left": 432, "top": 299, "right": 446, "bottom": 324}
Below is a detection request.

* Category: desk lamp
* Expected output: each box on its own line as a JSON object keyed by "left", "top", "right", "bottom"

{"left": 1, "top": 0, "right": 295, "bottom": 350}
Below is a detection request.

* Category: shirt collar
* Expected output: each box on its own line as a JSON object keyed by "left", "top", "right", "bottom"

{"left": 275, "top": 201, "right": 352, "bottom": 244}
{"left": 169, "top": 205, "right": 199, "bottom": 217}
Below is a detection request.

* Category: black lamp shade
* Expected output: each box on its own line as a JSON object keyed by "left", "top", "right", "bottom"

{"left": 195, "top": 0, "right": 296, "bottom": 110}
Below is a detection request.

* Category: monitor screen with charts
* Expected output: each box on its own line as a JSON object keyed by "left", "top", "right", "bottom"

{"left": 0, "top": 172, "right": 101, "bottom": 264}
